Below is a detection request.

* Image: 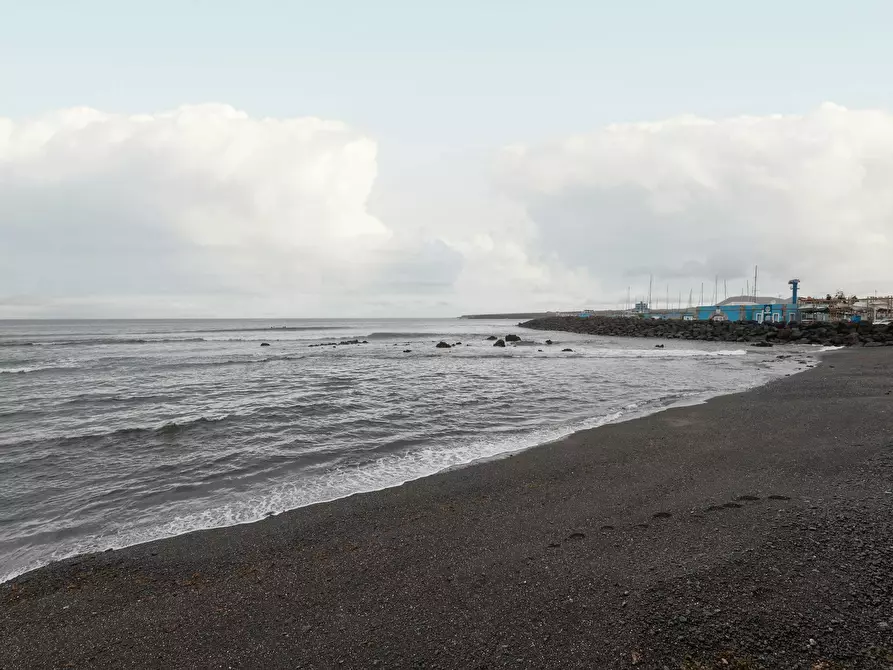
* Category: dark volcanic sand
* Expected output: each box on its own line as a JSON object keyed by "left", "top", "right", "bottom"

{"left": 2, "top": 349, "right": 892, "bottom": 670}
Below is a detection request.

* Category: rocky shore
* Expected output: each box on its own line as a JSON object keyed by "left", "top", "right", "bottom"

{"left": 520, "top": 316, "right": 893, "bottom": 347}
{"left": 2, "top": 350, "right": 892, "bottom": 669}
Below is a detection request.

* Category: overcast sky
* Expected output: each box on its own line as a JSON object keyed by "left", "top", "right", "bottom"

{"left": 2, "top": 0, "right": 892, "bottom": 317}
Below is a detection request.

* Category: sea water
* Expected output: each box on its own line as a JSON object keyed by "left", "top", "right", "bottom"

{"left": 0, "top": 318, "right": 818, "bottom": 581}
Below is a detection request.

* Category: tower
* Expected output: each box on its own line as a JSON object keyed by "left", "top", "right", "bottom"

{"left": 788, "top": 278, "right": 800, "bottom": 304}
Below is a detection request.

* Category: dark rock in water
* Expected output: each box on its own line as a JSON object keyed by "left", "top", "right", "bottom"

{"left": 436, "top": 341, "right": 452, "bottom": 349}
{"left": 538, "top": 349, "right": 543, "bottom": 352}
{"left": 362, "top": 340, "right": 368, "bottom": 344}
{"left": 455, "top": 342, "right": 462, "bottom": 346}
{"left": 493, "top": 339, "right": 506, "bottom": 348}
{"left": 545, "top": 339, "right": 553, "bottom": 345}
{"left": 654, "top": 344, "right": 664, "bottom": 348}
{"left": 260, "top": 342, "right": 271, "bottom": 347}
{"left": 403, "top": 349, "right": 411, "bottom": 353}
{"left": 562, "top": 348, "right": 573, "bottom": 352}
{"left": 485, "top": 335, "right": 498, "bottom": 341}
{"left": 752, "top": 341, "right": 773, "bottom": 347}
{"left": 339, "top": 340, "right": 360, "bottom": 346}
{"left": 505, "top": 334, "right": 521, "bottom": 342}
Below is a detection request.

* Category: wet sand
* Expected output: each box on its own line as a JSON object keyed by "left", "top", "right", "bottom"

{"left": 2, "top": 348, "right": 892, "bottom": 669}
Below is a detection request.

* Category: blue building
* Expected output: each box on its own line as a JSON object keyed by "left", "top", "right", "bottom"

{"left": 647, "top": 279, "right": 801, "bottom": 323}
{"left": 695, "top": 297, "right": 797, "bottom": 323}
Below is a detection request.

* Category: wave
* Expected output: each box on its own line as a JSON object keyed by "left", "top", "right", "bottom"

{"left": 365, "top": 332, "right": 460, "bottom": 339}
{"left": 384, "top": 348, "right": 749, "bottom": 359}
{"left": 60, "top": 392, "right": 180, "bottom": 408}
{"left": 174, "top": 326, "right": 352, "bottom": 334}
{"left": 0, "top": 337, "right": 207, "bottom": 348}
{"left": 0, "top": 365, "right": 79, "bottom": 375}
{"left": 150, "top": 354, "right": 305, "bottom": 370}
{"left": 3, "top": 415, "right": 233, "bottom": 448}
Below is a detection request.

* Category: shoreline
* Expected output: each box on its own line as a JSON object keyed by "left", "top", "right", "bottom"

{"left": 3, "top": 348, "right": 892, "bottom": 668}
{"left": 0, "top": 346, "right": 813, "bottom": 586}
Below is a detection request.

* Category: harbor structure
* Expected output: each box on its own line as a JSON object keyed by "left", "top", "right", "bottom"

{"left": 695, "top": 294, "right": 796, "bottom": 323}
{"left": 642, "top": 278, "right": 800, "bottom": 323}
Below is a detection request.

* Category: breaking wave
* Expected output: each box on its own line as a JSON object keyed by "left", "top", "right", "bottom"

{"left": 0, "top": 337, "right": 206, "bottom": 348}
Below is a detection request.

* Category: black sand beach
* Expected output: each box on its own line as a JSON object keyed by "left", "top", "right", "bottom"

{"left": 2, "top": 348, "right": 892, "bottom": 669}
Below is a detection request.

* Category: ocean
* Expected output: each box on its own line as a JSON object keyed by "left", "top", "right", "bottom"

{"left": 0, "top": 318, "right": 819, "bottom": 582}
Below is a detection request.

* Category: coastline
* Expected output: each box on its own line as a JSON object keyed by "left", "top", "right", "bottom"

{"left": 520, "top": 315, "right": 893, "bottom": 348}
{"left": 0, "top": 343, "right": 809, "bottom": 586}
{"left": 3, "top": 348, "right": 892, "bottom": 668}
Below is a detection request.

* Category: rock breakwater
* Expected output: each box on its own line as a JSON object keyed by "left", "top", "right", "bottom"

{"left": 519, "top": 316, "right": 893, "bottom": 347}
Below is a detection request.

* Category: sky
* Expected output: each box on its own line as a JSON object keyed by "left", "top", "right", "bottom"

{"left": 2, "top": 0, "right": 892, "bottom": 317}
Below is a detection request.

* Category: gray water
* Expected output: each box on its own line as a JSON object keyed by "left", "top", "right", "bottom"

{"left": 0, "top": 318, "right": 820, "bottom": 582}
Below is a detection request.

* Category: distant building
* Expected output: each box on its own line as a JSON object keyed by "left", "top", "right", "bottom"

{"left": 693, "top": 295, "right": 796, "bottom": 323}
{"left": 799, "top": 294, "right": 893, "bottom": 323}
{"left": 644, "top": 280, "right": 801, "bottom": 323}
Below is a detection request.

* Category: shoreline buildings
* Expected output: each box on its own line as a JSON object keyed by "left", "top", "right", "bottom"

{"left": 634, "top": 278, "right": 892, "bottom": 324}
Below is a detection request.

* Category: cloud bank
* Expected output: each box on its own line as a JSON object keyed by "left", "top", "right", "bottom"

{"left": 1, "top": 103, "right": 891, "bottom": 317}
{"left": 497, "top": 103, "right": 893, "bottom": 304}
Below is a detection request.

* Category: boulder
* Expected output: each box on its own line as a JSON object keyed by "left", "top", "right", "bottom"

{"left": 436, "top": 341, "right": 452, "bottom": 349}
{"left": 486, "top": 336, "right": 498, "bottom": 341}
{"left": 562, "top": 348, "right": 573, "bottom": 352}
{"left": 493, "top": 339, "right": 506, "bottom": 348}
{"left": 505, "top": 334, "right": 521, "bottom": 342}
{"left": 260, "top": 342, "right": 271, "bottom": 347}
{"left": 403, "top": 349, "right": 411, "bottom": 353}
{"left": 545, "top": 339, "right": 553, "bottom": 345}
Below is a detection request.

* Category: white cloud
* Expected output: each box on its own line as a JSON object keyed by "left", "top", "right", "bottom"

{"left": 496, "top": 103, "right": 893, "bottom": 303}
{"left": 1, "top": 103, "right": 892, "bottom": 317}
{"left": 0, "top": 105, "right": 404, "bottom": 316}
